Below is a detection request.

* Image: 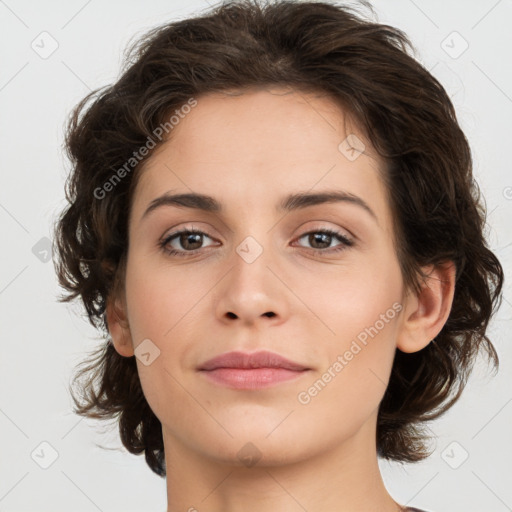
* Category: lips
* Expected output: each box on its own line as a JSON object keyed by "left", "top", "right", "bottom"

{"left": 198, "top": 350, "right": 310, "bottom": 371}
{"left": 197, "top": 350, "right": 310, "bottom": 390}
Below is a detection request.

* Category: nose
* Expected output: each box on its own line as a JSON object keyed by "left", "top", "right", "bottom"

{"left": 214, "top": 240, "right": 290, "bottom": 328}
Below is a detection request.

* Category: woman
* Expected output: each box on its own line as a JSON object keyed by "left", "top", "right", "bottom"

{"left": 53, "top": 1, "right": 504, "bottom": 510}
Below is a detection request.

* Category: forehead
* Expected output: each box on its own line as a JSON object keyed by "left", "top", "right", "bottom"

{"left": 145, "top": 86, "right": 373, "bottom": 166}
{"left": 131, "top": 87, "right": 392, "bottom": 229}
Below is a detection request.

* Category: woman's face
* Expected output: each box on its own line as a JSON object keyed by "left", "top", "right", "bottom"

{"left": 117, "top": 87, "right": 410, "bottom": 466}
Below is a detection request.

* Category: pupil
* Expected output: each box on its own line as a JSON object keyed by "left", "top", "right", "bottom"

{"left": 183, "top": 233, "right": 202, "bottom": 250}
{"left": 311, "top": 233, "right": 330, "bottom": 249}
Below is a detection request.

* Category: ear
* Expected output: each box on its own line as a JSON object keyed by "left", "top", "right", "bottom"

{"left": 396, "top": 261, "right": 456, "bottom": 353}
{"left": 105, "top": 292, "right": 134, "bottom": 358}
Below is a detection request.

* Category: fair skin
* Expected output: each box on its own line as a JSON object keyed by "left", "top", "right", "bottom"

{"left": 106, "top": 87, "right": 455, "bottom": 512}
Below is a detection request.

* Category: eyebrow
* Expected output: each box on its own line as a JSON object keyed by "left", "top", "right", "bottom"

{"left": 140, "top": 189, "right": 378, "bottom": 223}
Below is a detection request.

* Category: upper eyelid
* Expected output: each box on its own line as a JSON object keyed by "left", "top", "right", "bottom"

{"left": 162, "top": 224, "right": 351, "bottom": 237}
{"left": 162, "top": 219, "right": 355, "bottom": 237}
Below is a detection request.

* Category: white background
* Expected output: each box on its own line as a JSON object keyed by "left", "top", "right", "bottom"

{"left": 0, "top": 0, "right": 511, "bottom": 511}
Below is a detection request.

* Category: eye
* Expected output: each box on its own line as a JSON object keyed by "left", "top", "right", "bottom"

{"left": 294, "top": 229, "right": 354, "bottom": 253}
{"left": 159, "top": 228, "right": 217, "bottom": 257}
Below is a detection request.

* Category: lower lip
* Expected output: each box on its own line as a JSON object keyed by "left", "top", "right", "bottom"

{"left": 199, "top": 368, "right": 309, "bottom": 389}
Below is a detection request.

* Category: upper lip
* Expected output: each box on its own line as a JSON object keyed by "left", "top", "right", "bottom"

{"left": 198, "top": 350, "right": 310, "bottom": 371}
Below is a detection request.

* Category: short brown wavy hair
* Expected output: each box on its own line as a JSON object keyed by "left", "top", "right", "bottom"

{"left": 53, "top": 0, "right": 504, "bottom": 476}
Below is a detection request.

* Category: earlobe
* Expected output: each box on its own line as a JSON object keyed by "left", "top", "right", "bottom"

{"left": 396, "top": 261, "right": 456, "bottom": 354}
{"left": 105, "top": 294, "right": 134, "bottom": 357}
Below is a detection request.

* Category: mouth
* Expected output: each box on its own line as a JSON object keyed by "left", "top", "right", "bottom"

{"left": 199, "top": 367, "right": 310, "bottom": 389}
{"left": 197, "top": 350, "right": 311, "bottom": 390}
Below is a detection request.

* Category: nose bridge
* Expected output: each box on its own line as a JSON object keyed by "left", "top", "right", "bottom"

{"left": 229, "top": 203, "right": 275, "bottom": 267}
{"left": 231, "top": 228, "right": 274, "bottom": 296}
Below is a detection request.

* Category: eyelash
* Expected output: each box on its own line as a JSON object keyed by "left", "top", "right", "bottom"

{"left": 158, "top": 227, "right": 354, "bottom": 258}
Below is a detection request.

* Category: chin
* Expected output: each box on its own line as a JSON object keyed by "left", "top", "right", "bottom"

{"left": 179, "top": 422, "right": 322, "bottom": 469}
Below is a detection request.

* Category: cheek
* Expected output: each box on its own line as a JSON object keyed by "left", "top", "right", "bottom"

{"left": 123, "top": 257, "right": 213, "bottom": 411}
{"left": 294, "top": 301, "right": 401, "bottom": 442}
{"left": 300, "top": 255, "right": 403, "bottom": 343}
{"left": 124, "top": 254, "right": 204, "bottom": 341}
{"left": 301, "top": 255, "right": 403, "bottom": 409}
